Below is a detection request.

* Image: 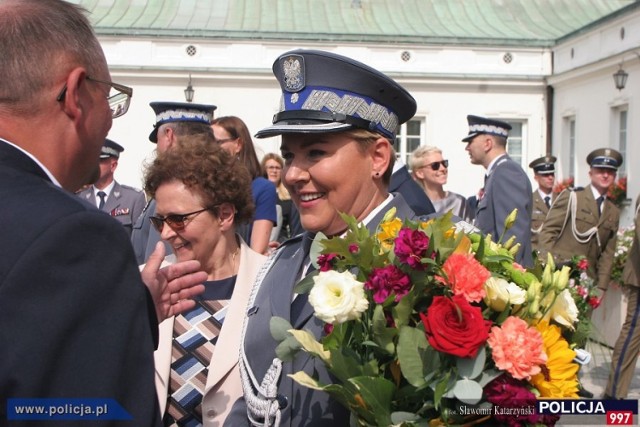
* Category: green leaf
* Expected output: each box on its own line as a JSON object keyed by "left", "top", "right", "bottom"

{"left": 328, "top": 347, "right": 368, "bottom": 383}
{"left": 275, "top": 336, "right": 301, "bottom": 361}
{"left": 452, "top": 378, "right": 483, "bottom": 405}
{"left": 392, "top": 292, "right": 412, "bottom": 328}
{"left": 309, "top": 231, "right": 328, "bottom": 269}
{"left": 397, "top": 326, "right": 429, "bottom": 387}
{"left": 456, "top": 346, "right": 486, "bottom": 380}
{"left": 288, "top": 329, "right": 330, "bottom": 363}
{"left": 372, "top": 305, "right": 396, "bottom": 354}
{"left": 293, "top": 271, "right": 317, "bottom": 294}
{"left": 477, "top": 368, "right": 502, "bottom": 387}
{"left": 270, "top": 316, "right": 293, "bottom": 342}
{"left": 350, "top": 376, "right": 395, "bottom": 427}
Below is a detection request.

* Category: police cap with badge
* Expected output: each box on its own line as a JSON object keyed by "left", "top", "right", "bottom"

{"left": 461, "top": 115, "right": 512, "bottom": 142}
{"left": 529, "top": 155, "right": 557, "bottom": 175}
{"left": 586, "top": 148, "right": 623, "bottom": 170}
{"left": 100, "top": 138, "right": 124, "bottom": 159}
{"left": 148, "top": 101, "right": 217, "bottom": 142}
{"left": 255, "top": 49, "right": 417, "bottom": 140}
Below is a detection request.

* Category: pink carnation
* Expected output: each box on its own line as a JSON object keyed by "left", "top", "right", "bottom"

{"left": 487, "top": 316, "right": 547, "bottom": 380}
{"left": 394, "top": 228, "right": 429, "bottom": 269}
{"left": 365, "top": 265, "right": 411, "bottom": 304}
{"left": 437, "top": 253, "right": 490, "bottom": 303}
{"left": 577, "top": 258, "right": 589, "bottom": 271}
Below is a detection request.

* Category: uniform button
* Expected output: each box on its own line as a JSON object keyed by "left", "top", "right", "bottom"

{"left": 206, "top": 409, "right": 217, "bottom": 418}
{"left": 276, "top": 394, "right": 288, "bottom": 409}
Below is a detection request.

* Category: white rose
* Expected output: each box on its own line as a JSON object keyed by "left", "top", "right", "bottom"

{"left": 483, "top": 277, "right": 527, "bottom": 312}
{"left": 308, "top": 270, "right": 369, "bottom": 324}
{"left": 544, "top": 288, "right": 579, "bottom": 329}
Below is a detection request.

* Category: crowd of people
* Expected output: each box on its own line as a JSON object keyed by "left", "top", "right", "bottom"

{"left": 1, "top": 1, "right": 638, "bottom": 426}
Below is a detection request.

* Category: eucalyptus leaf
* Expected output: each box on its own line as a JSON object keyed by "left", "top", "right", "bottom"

{"left": 390, "top": 411, "right": 420, "bottom": 423}
{"left": 477, "top": 368, "right": 502, "bottom": 387}
{"left": 309, "top": 231, "right": 329, "bottom": 269}
{"left": 270, "top": 316, "right": 293, "bottom": 341}
{"left": 293, "top": 272, "right": 317, "bottom": 295}
{"left": 397, "top": 326, "right": 429, "bottom": 387}
{"left": 456, "top": 346, "right": 486, "bottom": 379}
{"left": 275, "top": 335, "right": 301, "bottom": 361}
{"left": 452, "top": 378, "right": 483, "bottom": 405}
{"left": 372, "top": 305, "right": 396, "bottom": 354}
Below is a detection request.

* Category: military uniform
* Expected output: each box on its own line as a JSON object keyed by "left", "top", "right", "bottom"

{"left": 529, "top": 155, "right": 557, "bottom": 251}
{"left": 538, "top": 148, "right": 623, "bottom": 290}
{"left": 78, "top": 181, "right": 145, "bottom": 236}
{"left": 77, "top": 138, "right": 146, "bottom": 237}
{"left": 605, "top": 200, "right": 640, "bottom": 399}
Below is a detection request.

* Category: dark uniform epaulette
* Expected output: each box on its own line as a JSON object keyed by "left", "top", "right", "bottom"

{"left": 570, "top": 186, "right": 584, "bottom": 192}
{"left": 279, "top": 233, "right": 305, "bottom": 248}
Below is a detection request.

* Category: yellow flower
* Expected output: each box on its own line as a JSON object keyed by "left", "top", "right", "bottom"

{"left": 376, "top": 217, "right": 402, "bottom": 251}
{"left": 530, "top": 321, "right": 580, "bottom": 398}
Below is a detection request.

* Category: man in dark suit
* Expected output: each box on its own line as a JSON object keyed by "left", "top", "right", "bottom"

{"left": 77, "top": 138, "right": 146, "bottom": 236}
{"left": 0, "top": 1, "right": 205, "bottom": 424}
{"left": 463, "top": 115, "right": 533, "bottom": 267}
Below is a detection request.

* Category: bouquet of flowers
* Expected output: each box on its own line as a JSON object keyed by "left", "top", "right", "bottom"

{"left": 607, "top": 176, "right": 627, "bottom": 208}
{"left": 271, "top": 210, "right": 583, "bottom": 426}
{"left": 611, "top": 226, "right": 635, "bottom": 286}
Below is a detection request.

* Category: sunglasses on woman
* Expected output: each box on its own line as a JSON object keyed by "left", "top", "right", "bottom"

{"left": 422, "top": 160, "right": 449, "bottom": 171}
{"left": 149, "top": 208, "right": 209, "bottom": 233}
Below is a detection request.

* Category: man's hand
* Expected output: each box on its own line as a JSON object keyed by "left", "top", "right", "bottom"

{"left": 141, "top": 242, "right": 207, "bottom": 323}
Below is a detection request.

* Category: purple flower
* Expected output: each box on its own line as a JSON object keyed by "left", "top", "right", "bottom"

{"left": 348, "top": 243, "right": 359, "bottom": 254}
{"left": 317, "top": 253, "right": 338, "bottom": 272}
{"left": 365, "top": 265, "right": 411, "bottom": 304}
{"left": 394, "top": 228, "right": 429, "bottom": 269}
{"left": 485, "top": 375, "right": 559, "bottom": 427}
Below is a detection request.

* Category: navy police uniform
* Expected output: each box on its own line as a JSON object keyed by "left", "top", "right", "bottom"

{"left": 462, "top": 115, "right": 533, "bottom": 267}
{"left": 77, "top": 139, "right": 146, "bottom": 237}
{"left": 529, "top": 155, "right": 557, "bottom": 251}
{"left": 228, "top": 49, "right": 420, "bottom": 427}
{"left": 131, "top": 102, "right": 216, "bottom": 264}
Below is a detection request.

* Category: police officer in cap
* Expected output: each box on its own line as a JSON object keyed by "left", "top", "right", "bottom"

{"left": 229, "top": 49, "right": 423, "bottom": 427}
{"left": 77, "top": 138, "right": 146, "bottom": 237}
{"left": 131, "top": 101, "right": 216, "bottom": 264}
{"left": 529, "top": 155, "right": 557, "bottom": 251}
{"left": 463, "top": 114, "right": 533, "bottom": 267}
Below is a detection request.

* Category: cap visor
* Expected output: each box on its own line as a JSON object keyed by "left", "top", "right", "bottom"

{"left": 255, "top": 122, "right": 353, "bottom": 139}
{"left": 461, "top": 132, "right": 480, "bottom": 142}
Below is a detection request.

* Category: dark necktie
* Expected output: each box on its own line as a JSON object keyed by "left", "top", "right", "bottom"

{"left": 544, "top": 196, "right": 550, "bottom": 209}
{"left": 596, "top": 195, "right": 605, "bottom": 216}
{"left": 97, "top": 191, "right": 107, "bottom": 210}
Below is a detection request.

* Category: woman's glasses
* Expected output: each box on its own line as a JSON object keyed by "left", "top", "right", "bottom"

{"left": 423, "top": 160, "right": 449, "bottom": 171}
{"left": 149, "top": 208, "right": 209, "bottom": 232}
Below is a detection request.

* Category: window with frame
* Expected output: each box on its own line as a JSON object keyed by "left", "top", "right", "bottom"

{"left": 616, "top": 107, "right": 628, "bottom": 177}
{"left": 395, "top": 117, "right": 425, "bottom": 167}
{"left": 504, "top": 120, "right": 524, "bottom": 167}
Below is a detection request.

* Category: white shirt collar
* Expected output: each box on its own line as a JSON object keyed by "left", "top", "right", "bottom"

{"left": 94, "top": 180, "right": 115, "bottom": 197}
{"left": 486, "top": 153, "right": 507, "bottom": 176}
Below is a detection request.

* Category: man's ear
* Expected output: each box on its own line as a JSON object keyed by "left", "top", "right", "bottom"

{"left": 58, "top": 68, "right": 88, "bottom": 123}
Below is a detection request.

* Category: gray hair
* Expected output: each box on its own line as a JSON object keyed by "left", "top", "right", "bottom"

{"left": 0, "top": 0, "right": 106, "bottom": 113}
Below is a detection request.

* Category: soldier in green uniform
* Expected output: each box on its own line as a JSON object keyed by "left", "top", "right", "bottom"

{"left": 538, "top": 148, "right": 622, "bottom": 398}
{"left": 538, "top": 148, "right": 622, "bottom": 291}
{"left": 529, "top": 155, "right": 556, "bottom": 252}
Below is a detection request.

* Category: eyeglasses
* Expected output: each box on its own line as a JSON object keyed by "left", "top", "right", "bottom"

{"left": 214, "top": 137, "right": 237, "bottom": 144}
{"left": 266, "top": 166, "right": 282, "bottom": 171}
{"left": 422, "top": 160, "right": 449, "bottom": 171}
{"left": 56, "top": 76, "right": 133, "bottom": 119}
{"left": 149, "top": 208, "right": 209, "bottom": 233}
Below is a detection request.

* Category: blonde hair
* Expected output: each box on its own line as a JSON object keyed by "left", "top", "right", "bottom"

{"left": 409, "top": 145, "right": 442, "bottom": 171}
{"left": 261, "top": 152, "right": 291, "bottom": 201}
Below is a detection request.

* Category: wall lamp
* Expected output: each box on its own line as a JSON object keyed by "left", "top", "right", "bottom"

{"left": 184, "top": 74, "right": 195, "bottom": 102}
{"left": 613, "top": 51, "right": 640, "bottom": 91}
